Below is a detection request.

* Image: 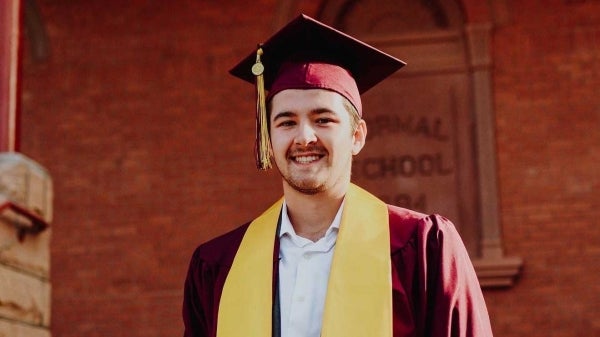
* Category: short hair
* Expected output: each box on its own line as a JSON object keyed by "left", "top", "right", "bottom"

{"left": 267, "top": 92, "right": 362, "bottom": 136}
{"left": 342, "top": 97, "right": 361, "bottom": 135}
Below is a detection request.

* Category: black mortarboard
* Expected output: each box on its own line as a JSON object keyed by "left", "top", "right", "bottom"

{"left": 230, "top": 14, "right": 406, "bottom": 170}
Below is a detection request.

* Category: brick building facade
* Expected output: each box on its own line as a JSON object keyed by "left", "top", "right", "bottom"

{"left": 17, "top": 1, "right": 600, "bottom": 336}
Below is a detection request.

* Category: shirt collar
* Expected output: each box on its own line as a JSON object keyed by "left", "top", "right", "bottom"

{"left": 279, "top": 199, "right": 345, "bottom": 239}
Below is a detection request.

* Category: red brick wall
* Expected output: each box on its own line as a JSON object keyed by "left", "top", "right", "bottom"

{"left": 22, "top": 2, "right": 282, "bottom": 336}
{"left": 19, "top": 1, "right": 599, "bottom": 337}
{"left": 487, "top": 1, "right": 600, "bottom": 336}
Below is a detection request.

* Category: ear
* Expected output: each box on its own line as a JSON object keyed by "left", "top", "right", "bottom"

{"left": 351, "top": 119, "right": 367, "bottom": 155}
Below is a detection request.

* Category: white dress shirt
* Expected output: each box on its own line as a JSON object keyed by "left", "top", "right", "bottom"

{"left": 278, "top": 201, "right": 344, "bottom": 337}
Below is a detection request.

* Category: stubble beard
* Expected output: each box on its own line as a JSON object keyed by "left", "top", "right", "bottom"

{"left": 283, "top": 175, "right": 325, "bottom": 195}
{"left": 278, "top": 145, "right": 328, "bottom": 195}
{"left": 279, "top": 150, "right": 353, "bottom": 196}
{"left": 280, "top": 161, "right": 327, "bottom": 195}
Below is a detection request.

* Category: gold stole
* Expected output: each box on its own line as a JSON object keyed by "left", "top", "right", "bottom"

{"left": 217, "top": 184, "right": 392, "bottom": 337}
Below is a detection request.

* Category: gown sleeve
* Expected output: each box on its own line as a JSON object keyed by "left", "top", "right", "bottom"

{"left": 417, "top": 215, "right": 494, "bottom": 337}
{"left": 182, "top": 223, "right": 250, "bottom": 337}
{"left": 182, "top": 248, "right": 212, "bottom": 337}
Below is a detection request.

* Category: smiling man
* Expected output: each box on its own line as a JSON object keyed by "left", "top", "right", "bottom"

{"left": 183, "top": 14, "right": 493, "bottom": 337}
{"left": 270, "top": 88, "right": 364, "bottom": 192}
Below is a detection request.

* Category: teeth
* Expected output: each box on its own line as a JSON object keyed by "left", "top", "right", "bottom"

{"left": 295, "top": 155, "right": 320, "bottom": 164}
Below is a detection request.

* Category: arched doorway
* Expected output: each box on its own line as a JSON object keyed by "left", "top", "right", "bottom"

{"left": 276, "top": 0, "right": 522, "bottom": 287}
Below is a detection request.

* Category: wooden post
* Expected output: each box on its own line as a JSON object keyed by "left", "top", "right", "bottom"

{"left": 0, "top": 0, "right": 22, "bottom": 152}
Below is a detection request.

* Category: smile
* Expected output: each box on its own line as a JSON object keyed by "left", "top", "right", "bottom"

{"left": 292, "top": 155, "right": 322, "bottom": 164}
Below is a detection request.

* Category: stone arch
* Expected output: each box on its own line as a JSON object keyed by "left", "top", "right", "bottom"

{"left": 274, "top": 0, "right": 521, "bottom": 287}
{"left": 318, "top": 0, "right": 464, "bottom": 32}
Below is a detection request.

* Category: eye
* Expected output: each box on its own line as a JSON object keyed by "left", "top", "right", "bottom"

{"left": 276, "top": 119, "right": 296, "bottom": 127}
{"left": 315, "top": 118, "right": 334, "bottom": 125}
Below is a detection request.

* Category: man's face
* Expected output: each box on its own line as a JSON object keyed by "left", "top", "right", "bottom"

{"left": 269, "top": 89, "right": 366, "bottom": 195}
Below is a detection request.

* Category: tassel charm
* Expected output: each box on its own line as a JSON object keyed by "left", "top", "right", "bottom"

{"left": 252, "top": 46, "right": 271, "bottom": 170}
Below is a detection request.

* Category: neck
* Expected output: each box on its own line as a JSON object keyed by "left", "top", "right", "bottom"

{"left": 283, "top": 181, "right": 349, "bottom": 242}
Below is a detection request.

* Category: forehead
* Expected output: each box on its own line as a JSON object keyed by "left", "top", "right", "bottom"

{"left": 269, "top": 88, "right": 347, "bottom": 115}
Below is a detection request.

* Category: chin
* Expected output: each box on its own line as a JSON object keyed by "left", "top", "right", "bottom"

{"left": 293, "top": 185, "right": 324, "bottom": 195}
{"left": 285, "top": 177, "right": 326, "bottom": 195}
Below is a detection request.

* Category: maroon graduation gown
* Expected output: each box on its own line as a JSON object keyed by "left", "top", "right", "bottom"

{"left": 182, "top": 205, "right": 493, "bottom": 337}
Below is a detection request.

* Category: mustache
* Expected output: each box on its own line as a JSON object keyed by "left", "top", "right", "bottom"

{"left": 287, "top": 145, "right": 327, "bottom": 157}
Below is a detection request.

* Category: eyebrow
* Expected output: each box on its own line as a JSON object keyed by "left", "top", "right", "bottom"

{"left": 272, "top": 108, "right": 336, "bottom": 122}
{"left": 312, "top": 108, "right": 335, "bottom": 115}
{"left": 272, "top": 111, "right": 296, "bottom": 121}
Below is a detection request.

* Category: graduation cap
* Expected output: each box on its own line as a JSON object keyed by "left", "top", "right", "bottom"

{"left": 230, "top": 14, "right": 406, "bottom": 170}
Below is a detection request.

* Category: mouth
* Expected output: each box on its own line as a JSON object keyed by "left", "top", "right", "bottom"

{"left": 289, "top": 148, "right": 326, "bottom": 164}
{"left": 288, "top": 146, "right": 327, "bottom": 165}
{"left": 292, "top": 154, "right": 323, "bottom": 164}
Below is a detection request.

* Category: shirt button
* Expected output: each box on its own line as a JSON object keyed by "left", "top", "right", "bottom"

{"left": 303, "top": 253, "right": 311, "bottom": 260}
{"left": 297, "top": 296, "right": 305, "bottom": 302}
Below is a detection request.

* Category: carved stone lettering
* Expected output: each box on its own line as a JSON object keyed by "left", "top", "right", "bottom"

{"left": 353, "top": 153, "right": 453, "bottom": 180}
{"left": 368, "top": 114, "right": 450, "bottom": 141}
{"left": 378, "top": 193, "right": 427, "bottom": 212}
{"left": 351, "top": 74, "right": 469, "bottom": 231}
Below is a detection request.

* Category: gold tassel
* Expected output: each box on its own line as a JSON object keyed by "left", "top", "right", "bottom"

{"left": 252, "top": 46, "right": 271, "bottom": 170}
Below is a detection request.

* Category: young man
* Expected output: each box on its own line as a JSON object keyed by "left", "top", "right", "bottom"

{"left": 183, "top": 14, "right": 493, "bottom": 337}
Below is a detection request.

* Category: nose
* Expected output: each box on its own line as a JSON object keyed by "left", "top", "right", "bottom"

{"left": 294, "top": 122, "right": 317, "bottom": 146}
